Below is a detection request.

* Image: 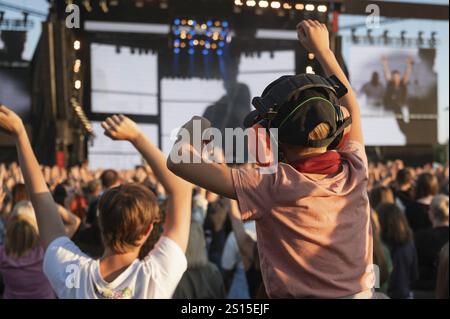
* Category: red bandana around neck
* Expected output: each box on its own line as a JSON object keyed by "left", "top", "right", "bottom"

{"left": 291, "top": 151, "right": 342, "bottom": 175}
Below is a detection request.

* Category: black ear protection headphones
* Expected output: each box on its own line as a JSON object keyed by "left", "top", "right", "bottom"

{"left": 245, "top": 73, "right": 352, "bottom": 150}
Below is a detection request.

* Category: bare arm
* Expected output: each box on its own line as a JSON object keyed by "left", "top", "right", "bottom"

{"left": 403, "top": 56, "right": 414, "bottom": 84}
{"left": 0, "top": 105, "right": 65, "bottom": 249}
{"left": 102, "top": 115, "right": 192, "bottom": 252}
{"left": 381, "top": 56, "right": 392, "bottom": 82}
{"left": 167, "top": 116, "right": 237, "bottom": 200}
{"left": 228, "top": 199, "right": 256, "bottom": 270}
{"left": 57, "top": 205, "right": 81, "bottom": 238}
{"left": 298, "top": 20, "right": 364, "bottom": 145}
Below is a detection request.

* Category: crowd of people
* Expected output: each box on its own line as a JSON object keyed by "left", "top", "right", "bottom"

{"left": 0, "top": 20, "right": 448, "bottom": 299}
{"left": 1, "top": 158, "right": 447, "bottom": 299}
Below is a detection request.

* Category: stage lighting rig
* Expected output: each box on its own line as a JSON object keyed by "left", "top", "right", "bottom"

{"left": 171, "top": 18, "right": 231, "bottom": 56}
{"left": 234, "top": 1, "right": 328, "bottom": 13}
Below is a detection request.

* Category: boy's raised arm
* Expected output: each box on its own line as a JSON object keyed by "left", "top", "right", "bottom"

{"left": 101, "top": 115, "right": 192, "bottom": 252}
{"left": 166, "top": 116, "right": 237, "bottom": 200}
{"left": 297, "top": 20, "right": 364, "bottom": 146}
{"left": 0, "top": 105, "right": 66, "bottom": 249}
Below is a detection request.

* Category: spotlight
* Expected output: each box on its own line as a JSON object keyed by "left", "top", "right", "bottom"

{"left": 75, "top": 80, "right": 82, "bottom": 90}
{"left": 400, "top": 30, "right": 407, "bottom": 42}
{"left": 308, "top": 53, "right": 315, "bottom": 60}
{"left": 418, "top": 31, "right": 424, "bottom": 45}
{"left": 382, "top": 30, "right": 389, "bottom": 44}
{"left": 73, "top": 40, "right": 81, "bottom": 50}
{"left": 430, "top": 31, "right": 437, "bottom": 47}
{"left": 246, "top": 0, "right": 257, "bottom": 7}
{"left": 74, "top": 59, "right": 81, "bottom": 73}
{"left": 159, "top": 0, "right": 169, "bottom": 9}
{"left": 235, "top": 0, "right": 244, "bottom": 5}
{"left": 271, "top": 1, "right": 281, "bottom": 9}
{"left": 305, "top": 4, "right": 315, "bottom": 11}
{"left": 282, "top": 3, "right": 292, "bottom": 10}
{"left": 317, "top": 5, "right": 328, "bottom": 13}
{"left": 295, "top": 4, "right": 304, "bottom": 10}
{"left": 306, "top": 66, "right": 315, "bottom": 74}
{"left": 22, "top": 12, "right": 29, "bottom": 24}
{"left": 99, "top": 0, "right": 109, "bottom": 13}
{"left": 82, "top": 0, "right": 93, "bottom": 12}
{"left": 259, "top": 1, "right": 269, "bottom": 8}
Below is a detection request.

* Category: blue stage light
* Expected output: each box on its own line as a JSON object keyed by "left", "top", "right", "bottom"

{"left": 207, "top": 20, "right": 213, "bottom": 27}
{"left": 218, "top": 41, "right": 225, "bottom": 47}
{"left": 222, "top": 21, "right": 229, "bottom": 28}
{"left": 189, "top": 40, "right": 195, "bottom": 46}
{"left": 174, "top": 48, "right": 181, "bottom": 54}
{"left": 174, "top": 19, "right": 181, "bottom": 26}
{"left": 202, "top": 49, "right": 209, "bottom": 56}
{"left": 217, "top": 49, "right": 223, "bottom": 56}
{"left": 188, "top": 48, "right": 195, "bottom": 55}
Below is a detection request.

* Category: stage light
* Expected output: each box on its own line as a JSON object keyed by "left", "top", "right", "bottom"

{"left": 174, "top": 18, "right": 181, "bottom": 26}
{"left": 222, "top": 21, "right": 229, "bottom": 28}
{"left": 73, "top": 40, "right": 81, "bottom": 50}
{"left": 75, "top": 80, "right": 82, "bottom": 90}
{"left": 188, "top": 48, "right": 195, "bottom": 55}
{"left": 306, "top": 66, "right": 315, "bottom": 74}
{"left": 259, "top": 1, "right": 269, "bottom": 8}
{"left": 308, "top": 53, "right": 315, "bottom": 60}
{"left": 160, "top": 0, "right": 169, "bottom": 9}
{"left": 246, "top": 0, "right": 257, "bottom": 7}
{"left": 99, "top": 0, "right": 108, "bottom": 13}
{"left": 235, "top": 0, "right": 244, "bottom": 6}
{"left": 305, "top": 4, "right": 315, "bottom": 11}
{"left": 400, "top": 30, "right": 407, "bottom": 43}
{"left": 217, "top": 49, "right": 224, "bottom": 56}
{"left": 74, "top": 59, "right": 81, "bottom": 73}
{"left": 135, "top": 0, "right": 144, "bottom": 8}
{"left": 202, "top": 49, "right": 209, "bottom": 56}
{"left": 271, "top": 1, "right": 281, "bottom": 9}
{"left": 109, "top": 0, "right": 119, "bottom": 6}
{"left": 283, "top": 3, "right": 292, "bottom": 10}
{"left": 317, "top": 5, "right": 327, "bottom": 13}
{"left": 295, "top": 4, "right": 304, "bottom": 10}
{"left": 173, "top": 48, "right": 181, "bottom": 54}
{"left": 82, "top": 0, "right": 93, "bottom": 12}
{"left": 430, "top": 31, "right": 437, "bottom": 47}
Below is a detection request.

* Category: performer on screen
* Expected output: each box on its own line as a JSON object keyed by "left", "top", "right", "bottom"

{"left": 360, "top": 71, "right": 385, "bottom": 110}
{"left": 381, "top": 55, "right": 414, "bottom": 142}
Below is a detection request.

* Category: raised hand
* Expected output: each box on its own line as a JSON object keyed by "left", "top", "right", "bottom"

{"left": 297, "top": 20, "right": 330, "bottom": 55}
{"left": 0, "top": 104, "right": 25, "bottom": 137}
{"left": 101, "top": 115, "right": 142, "bottom": 142}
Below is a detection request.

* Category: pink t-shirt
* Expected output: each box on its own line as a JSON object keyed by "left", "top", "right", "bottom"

{"left": 231, "top": 141, "right": 373, "bottom": 298}
{"left": 0, "top": 245, "right": 56, "bottom": 299}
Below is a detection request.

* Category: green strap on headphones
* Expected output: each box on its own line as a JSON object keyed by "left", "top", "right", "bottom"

{"left": 277, "top": 96, "right": 336, "bottom": 130}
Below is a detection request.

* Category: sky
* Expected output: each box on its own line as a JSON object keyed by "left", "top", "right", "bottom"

{"left": 0, "top": 0, "right": 448, "bottom": 143}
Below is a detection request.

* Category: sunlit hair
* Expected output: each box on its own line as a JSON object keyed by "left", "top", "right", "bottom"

{"left": 370, "top": 186, "right": 395, "bottom": 209}
{"left": 414, "top": 173, "right": 439, "bottom": 200}
{"left": 98, "top": 183, "right": 160, "bottom": 254}
{"left": 377, "top": 203, "right": 413, "bottom": 247}
{"left": 5, "top": 201, "right": 40, "bottom": 259}
{"left": 430, "top": 195, "right": 449, "bottom": 223}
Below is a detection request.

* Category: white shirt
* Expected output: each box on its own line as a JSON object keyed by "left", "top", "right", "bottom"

{"left": 43, "top": 236, "right": 187, "bottom": 299}
{"left": 221, "top": 222, "right": 257, "bottom": 271}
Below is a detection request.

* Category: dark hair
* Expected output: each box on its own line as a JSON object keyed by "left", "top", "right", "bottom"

{"left": 415, "top": 173, "right": 439, "bottom": 201}
{"left": 371, "top": 72, "right": 380, "bottom": 86}
{"left": 12, "top": 183, "right": 28, "bottom": 208}
{"left": 370, "top": 186, "right": 395, "bottom": 209}
{"left": 377, "top": 203, "right": 413, "bottom": 247}
{"left": 98, "top": 184, "right": 160, "bottom": 254}
{"left": 53, "top": 184, "right": 68, "bottom": 206}
{"left": 100, "top": 169, "right": 120, "bottom": 189}
{"left": 396, "top": 168, "right": 414, "bottom": 187}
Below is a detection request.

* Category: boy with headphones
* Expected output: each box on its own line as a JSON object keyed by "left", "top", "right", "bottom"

{"left": 168, "top": 20, "right": 374, "bottom": 298}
